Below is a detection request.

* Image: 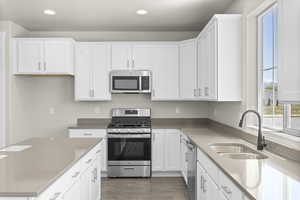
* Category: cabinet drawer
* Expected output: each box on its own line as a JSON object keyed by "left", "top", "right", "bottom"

{"left": 197, "top": 148, "right": 219, "bottom": 185}
{"left": 69, "top": 129, "right": 107, "bottom": 138}
{"left": 219, "top": 170, "right": 243, "bottom": 200}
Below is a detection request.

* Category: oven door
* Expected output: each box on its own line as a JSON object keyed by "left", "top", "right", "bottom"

{"left": 111, "top": 76, "right": 140, "bottom": 93}
{"left": 107, "top": 134, "right": 151, "bottom": 166}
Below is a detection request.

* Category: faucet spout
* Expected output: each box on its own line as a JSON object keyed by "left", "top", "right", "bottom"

{"left": 239, "top": 110, "right": 267, "bottom": 151}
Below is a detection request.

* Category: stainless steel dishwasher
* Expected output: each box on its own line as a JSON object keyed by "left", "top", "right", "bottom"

{"left": 186, "top": 140, "right": 197, "bottom": 200}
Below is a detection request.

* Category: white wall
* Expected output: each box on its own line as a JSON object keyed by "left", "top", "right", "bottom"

{"left": 208, "top": 0, "right": 269, "bottom": 128}
{"left": 0, "top": 23, "right": 208, "bottom": 144}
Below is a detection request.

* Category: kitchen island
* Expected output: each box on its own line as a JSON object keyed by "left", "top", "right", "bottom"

{"left": 0, "top": 137, "right": 103, "bottom": 200}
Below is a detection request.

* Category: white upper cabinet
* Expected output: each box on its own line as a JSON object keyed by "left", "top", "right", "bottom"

{"left": 278, "top": 0, "right": 300, "bottom": 103}
{"left": 113, "top": 43, "right": 179, "bottom": 100}
{"left": 13, "top": 38, "right": 74, "bottom": 75}
{"left": 15, "top": 40, "right": 43, "bottom": 74}
{"left": 150, "top": 44, "right": 179, "bottom": 100}
{"left": 111, "top": 43, "right": 132, "bottom": 69}
{"left": 197, "top": 15, "right": 242, "bottom": 101}
{"left": 179, "top": 39, "right": 198, "bottom": 100}
{"left": 75, "top": 43, "right": 111, "bottom": 101}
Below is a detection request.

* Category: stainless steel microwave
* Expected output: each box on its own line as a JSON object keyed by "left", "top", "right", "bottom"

{"left": 110, "top": 70, "right": 152, "bottom": 93}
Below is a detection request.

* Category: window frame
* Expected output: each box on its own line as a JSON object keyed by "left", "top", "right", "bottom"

{"left": 257, "top": 4, "right": 300, "bottom": 137}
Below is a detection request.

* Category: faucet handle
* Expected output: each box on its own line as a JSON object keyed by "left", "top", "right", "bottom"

{"left": 262, "top": 136, "right": 267, "bottom": 147}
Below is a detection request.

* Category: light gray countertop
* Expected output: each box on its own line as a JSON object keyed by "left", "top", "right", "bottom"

{"left": 182, "top": 128, "right": 300, "bottom": 200}
{"left": 0, "top": 137, "right": 102, "bottom": 197}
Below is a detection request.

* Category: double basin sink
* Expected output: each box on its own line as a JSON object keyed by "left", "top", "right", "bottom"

{"left": 209, "top": 143, "right": 268, "bottom": 160}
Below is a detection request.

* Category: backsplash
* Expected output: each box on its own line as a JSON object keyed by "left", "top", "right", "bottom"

{"left": 10, "top": 76, "right": 209, "bottom": 144}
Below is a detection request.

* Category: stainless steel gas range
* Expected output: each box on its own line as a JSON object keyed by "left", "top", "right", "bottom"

{"left": 107, "top": 108, "right": 151, "bottom": 178}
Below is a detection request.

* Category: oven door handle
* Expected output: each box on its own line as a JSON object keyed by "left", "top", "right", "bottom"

{"left": 108, "top": 134, "right": 151, "bottom": 138}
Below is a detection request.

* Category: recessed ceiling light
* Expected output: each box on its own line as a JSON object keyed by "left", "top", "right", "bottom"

{"left": 136, "top": 9, "right": 148, "bottom": 15}
{"left": 44, "top": 9, "right": 56, "bottom": 15}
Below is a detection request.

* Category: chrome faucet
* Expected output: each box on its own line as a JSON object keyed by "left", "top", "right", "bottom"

{"left": 238, "top": 110, "right": 267, "bottom": 151}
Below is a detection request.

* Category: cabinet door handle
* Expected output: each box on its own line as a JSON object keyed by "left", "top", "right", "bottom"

{"left": 84, "top": 133, "right": 93, "bottom": 136}
{"left": 89, "top": 89, "right": 94, "bottom": 97}
{"left": 205, "top": 87, "right": 209, "bottom": 96}
{"left": 44, "top": 62, "right": 47, "bottom": 71}
{"left": 152, "top": 89, "right": 155, "bottom": 97}
{"left": 132, "top": 59, "right": 135, "bottom": 68}
{"left": 193, "top": 89, "right": 196, "bottom": 97}
{"left": 200, "top": 175, "right": 204, "bottom": 191}
{"left": 49, "top": 192, "right": 61, "bottom": 200}
{"left": 203, "top": 178, "right": 207, "bottom": 193}
{"left": 38, "top": 61, "right": 41, "bottom": 71}
{"left": 221, "top": 186, "right": 232, "bottom": 194}
{"left": 72, "top": 171, "right": 80, "bottom": 178}
{"left": 127, "top": 59, "right": 130, "bottom": 68}
{"left": 123, "top": 167, "right": 135, "bottom": 170}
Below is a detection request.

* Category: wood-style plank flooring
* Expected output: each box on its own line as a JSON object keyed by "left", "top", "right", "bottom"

{"left": 102, "top": 177, "right": 189, "bottom": 200}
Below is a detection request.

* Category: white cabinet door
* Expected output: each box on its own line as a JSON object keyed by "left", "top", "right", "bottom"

{"left": 152, "top": 132, "right": 165, "bottom": 171}
{"left": 81, "top": 165, "right": 92, "bottom": 200}
{"left": 197, "top": 162, "right": 205, "bottom": 200}
{"left": 164, "top": 132, "right": 181, "bottom": 171}
{"left": 132, "top": 45, "right": 154, "bottom": 70}
{"left": 15, "top": 40, "right": 43, "bottom": 74}
{"left": 180, "top": 135, "right": 188, "bottom": 184}
{"left": 101, "top": 138, "right": 107, "bottom": 172}
{"left": 180, "top": 40, "right": 198, "bottom": 99}
{"left": 203, "top": 172, "right": 219, "bottom": 200}
{"left": 278, "top": 0, "right": 300, "bottom": 102}
{"left": 199, "top": 31, "right": 210, "bottom": 100}
{"left": 207, "top": 21, "right": 218, "bottom": 100}
{"left": 90, "top": 160, "right": 100, "bottom": 200}
{"left": 63, "top": 180, "right": 81, "bottom": 200}
{"left": 151, "top": 45, "right": 179, "bottom": 100}
{"left": 75, "top": 43, "right": 111, "bottom": 101}
{"left": 91, "top": 44, "right": 111, "bottom": 100}
{"left": 111, "top": 44, "right": 131, "bottom": 69}
{"left": 44, "top": 40, "right": 73, "bottom": 74}
{"left": 197, "top": 34, "right": 205, "bottom": 98}
{"left": 75, "top": 44, "right": 94, "bottom": 100}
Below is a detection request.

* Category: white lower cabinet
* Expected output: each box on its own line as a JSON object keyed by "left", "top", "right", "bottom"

{"left": 197, "top": 161, "right": 219, "bottom": 200}
{"left": 196, "top": 147, "right": 247, "bottom": 200}
{"left": 34, "top": 141, "right": 102, "bottom": 200}
{"left": 152, "top": 129, "right": 181, "bottom": 173}
{"left": 69, "top": 129, "right": 107, "bottom": 172}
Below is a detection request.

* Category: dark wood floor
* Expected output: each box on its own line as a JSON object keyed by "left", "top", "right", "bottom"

{"left": 102, "top": 177, "right": 189, "bottom": 200}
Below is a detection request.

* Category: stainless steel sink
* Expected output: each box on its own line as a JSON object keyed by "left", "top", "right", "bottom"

{"left": 209, "top": 143, "right": 268, "bottom": 160}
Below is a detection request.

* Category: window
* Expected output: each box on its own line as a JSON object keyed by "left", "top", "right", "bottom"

{"left": 258, "top": 5, "right": 300, "bottom": 137}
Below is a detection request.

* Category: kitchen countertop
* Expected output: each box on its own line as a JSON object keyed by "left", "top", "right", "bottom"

{"left": 183, "top": 128, "right": 300, "bottom": 200}
{"left": 0, "top": 137, "right": 102, "bottom": 197}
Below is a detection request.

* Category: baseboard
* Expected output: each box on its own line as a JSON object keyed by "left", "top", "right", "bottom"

{"left": 152, "top": 171, "right": 182, "bottom": 177}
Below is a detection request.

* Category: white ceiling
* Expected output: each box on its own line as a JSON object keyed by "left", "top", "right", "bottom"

{"left": 0, "top": 0, "right": 234, "bottom": 31}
